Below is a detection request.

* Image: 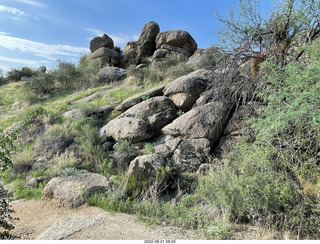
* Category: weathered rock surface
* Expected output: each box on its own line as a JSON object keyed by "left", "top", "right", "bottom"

{"left": 37, "top": 66, "right": 47, "bottom": 73}
{"left": 163, "top": 69, "right": 214, "bottom": 111}
{"left": 42, "top": 173, "right": 109, "bottom": 208}
{"left": 120, "top": 21, "right": 160, "bottom": 68}
{"left": 126, "top": 154, "right": 167, "bottom": 195}
{"left": 152, "top": 44, "right": 189, "bottom": 62}
{"left": 128, "top": 154, "right": 166, "bottom": 181}
{"left": 62, "top": 109, "right": 82, "bottom": 119}
{"left": 71, "top": 90, "right": 107, "bottom": 105}
{"left": 187, "top": 49, "right": 205, "bottom": 66}
{"left": 86, "top": 47, "right": 120, "bottom": 67}
{"left": 36, "top": 216, "right": 104, "bottom": 240}
{"left": 96, "top": 66, "right": 127, "bottom": 83}
{"left": 90, "top": 34, "right": 114, "bottom": 53}
{"left": 154, "top": 137, "right": 182, "bottom": 158}
{"left": 215, "top": 102, "right": 261, "bottom": 158}
{"left": 136, "top": 21, "right": 160, "bottom": 59}
{"left": 172, "top": 138, "right": 211, "bottom": 172}
{"left": 161, "top": 101, "right": 231, "bottom": 144}
{"left": 155, "top": 30, "right": 197, "bottom": 57}
{"left": 99, "top": 96, "right": 177, "bottom": 143}
{"left": 116, "top": 85, "right": 165, "bottom": 112}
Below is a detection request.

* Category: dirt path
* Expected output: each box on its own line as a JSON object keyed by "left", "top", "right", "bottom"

{"left": 10, "top": 199, "right": 198, "bottom": 240}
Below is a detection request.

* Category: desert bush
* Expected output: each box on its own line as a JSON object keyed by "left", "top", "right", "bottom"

{"left": 11, "top": 146, "right": 36, "bottom": 174}
{"left": 46, "top": 151, "right": 79, "bottom": 178}
{"left": 6, "top": 67, "right": 34, "bottom": 82}
{"left": 24, "top": 72, "right": 55, "bottom": 98}
{"left": 198, "top": 40, "right": 320, "bottom": 238}
{"left": 0, "top": 130, "right": 19, "bottom": 239}
{"left": 113, "top": 139, "right": 138, "bottom": 171}
{"left": 76, "top": 56, "right": 102, "bottom": 88}
{"left": 142, "top": 143, "right": 155, "bottom": 155}
{"left": 128, "top": 54, "right": 188, "bottom": 85}
{"left": 52, "top": 60, "right": 79, "bottom": 90}
{"left": 164, "top": 62, "right": 195, "bottom": 79}
{"left": 197, "top": 46, "right": 225, "bottom": 70}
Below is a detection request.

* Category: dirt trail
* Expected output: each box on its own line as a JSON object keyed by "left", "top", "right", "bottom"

{"left": 10, "top": 199, "right": 197, "bottom": 240}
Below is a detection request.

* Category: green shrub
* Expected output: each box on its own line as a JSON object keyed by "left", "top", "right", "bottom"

{"left": 165, "top": 62, "right": 195, "bottom": 79}
{"left": 52, "top": 60, "right": 79, "bottom": 90}
{"left": 143, "top": 143, "right": 155, "bottom": 155}
{"left": 197, "top": 46, "right": 225, "bottom": 70}
{"left": 57, "top": 167, "right": 88, "bottom": 176}
{"left": 113, "top": 139, "right": 138, "bottom": 171}
{"left": 127, "top": 54, "right": 188, "bottom": 85}
{"left": 0, "top": 130, "right": 19, "bottom": 239}
{"left": 6, "top": 67, "right": 34, "bottom": 82}
{"left": 13, "top": 183, "right": 44, "bottom": 200}
{"left": 11, "top": 146, "right": 35, "bottom": 174}
{"left": 198, "top": 40, "right": 320, "bottom": 237}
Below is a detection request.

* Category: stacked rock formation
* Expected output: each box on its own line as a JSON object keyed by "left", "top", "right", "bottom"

{"left": 86, "top": 21, "right": 198, "bottom": 70}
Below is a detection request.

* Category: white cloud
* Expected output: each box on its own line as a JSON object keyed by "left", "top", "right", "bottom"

{"left": 13, "top": 0, "right": 46, "bottom": 8}
{"left": 85, "top": 28, "right": 139, "bottom": 47}
{"left": 0, "top": 33, "right": 89, "bottom": 61}
{"left": 85, "top": 28, "right": 104, "bottom": 37}
{"left": 0, "top": 5, "right": 28, "bottom": 17}
{"left": 0, "top": 5, "right": 40, "bottom": 20}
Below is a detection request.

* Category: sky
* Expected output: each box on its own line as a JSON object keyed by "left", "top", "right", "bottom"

{"left": 0, "top": 0, "right": 273, "bottom": 74}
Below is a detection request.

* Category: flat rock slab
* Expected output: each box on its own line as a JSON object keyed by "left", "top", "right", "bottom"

{"left": 36, "top": 216, "right": 104, "bottom": 240}
{"left": 42, "top": 173, "right": 109, "bottom": 208}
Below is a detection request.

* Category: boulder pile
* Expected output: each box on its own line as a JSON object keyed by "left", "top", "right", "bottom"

{"left": 86, "top": 21, "right": 198, "bottom": 70}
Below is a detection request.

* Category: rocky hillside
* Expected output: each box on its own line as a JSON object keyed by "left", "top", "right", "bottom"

{"left": 2, "top": 2, "right": 320, "bottom": 239}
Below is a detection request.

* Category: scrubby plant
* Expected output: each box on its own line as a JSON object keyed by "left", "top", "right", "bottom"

{"left": 25, "top": 72, "right": 55, "bottom": 97}
{"left": 143, "top": 143, "right": 155, "bottom": 155}
{"left": 113, "top": 139, "right": 138, "bottom": 171}
{"left": 197, "top": 40, "right": 320, "bottom": 238}
{"left": 11, "top": 146, "right": 36, "bottom": 174}
{"left": 127, "top": 54, "right": 190, "bottom": 85}
{"left": 196, "top": 46, "right": 225, "bottom": 70}
{"left": 6, "top": 67, "right": 34, "bottom": 82}
{"left": 0, "top": 130, "right": 19, "bottom": 239}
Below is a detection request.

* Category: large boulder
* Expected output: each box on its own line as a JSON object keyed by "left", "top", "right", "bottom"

{"left": 37, "top": 66, "right": 47, "bottom": 73}
{"left": 161, "top": 101, "right": 231, "bottom": 144}
{"left": 90, "top": 34, "right": 114, "bottom": 53}
{"left": 96, "top": 66, "right": 127, "bottom": 83}
{"left": 42, "top": 173, "right": 110, "bottom": 208}
{"left": 172, "top": 138, "right": 211, "bottom": 172}
{"left": 125, "top": 154, "right": 166, "bottom": 195}
{"left": 137, "top": 21, "right": 160, "bottom": 58}
{"left": 120, "top": 21, "right": 160, "bottom": 68}
{"left": 155, "top": 30, "right": 197, "bottom": 57}
{"left": 163, "top": 69, "right": 214, "bottom": 111}
{"left": 99, "top": 96, "right": 177, "bottom": 143}
{"left": 116, "top": 85, "right": 165, "bottom": 112}
{"left": 86, "top": 47, "right": 120, "bottom": 67}
{"left": 152, "top": 44, "right": 189, "bottom": 62}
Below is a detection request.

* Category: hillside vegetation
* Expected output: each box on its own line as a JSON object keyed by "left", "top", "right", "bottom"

{"left": 1, "top": 0, "right": 320, "bottom": 240}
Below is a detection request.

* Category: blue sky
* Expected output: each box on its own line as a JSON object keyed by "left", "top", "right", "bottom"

{"left": 0, "top": 0, "right": 273, "bottom": 73}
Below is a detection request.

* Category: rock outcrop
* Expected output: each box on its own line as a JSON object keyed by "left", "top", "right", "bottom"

{"left": 42, "top": 173, "right": 110, "bottom": 208}
{"left": 86, "top": 21, "right": 198, "bottom": 69}
{"left": 120, "top": 21, "right": 160, "bottom": 68}
{"left": 116, "top": 85, "right": 165, "bottom": 112}
{"left": 90, "top": 34, "right": 114, "bottom": 53}
{"left": 86, "top": 47, "right": 120, "bottom": 67}
{"left": 155, "top": 30, "right": 197, "bottom": 57}
{"left": 163, "top": 69, "right": 214, "bottom": 111}
{"left": 96, "top": 66, "right": 127, "bottom": 83}
{"left": 99, "top": 96, "right": 177, "bottom": 143}
{"left": 161, "top": 101, "right": 231, "bottom": 144}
